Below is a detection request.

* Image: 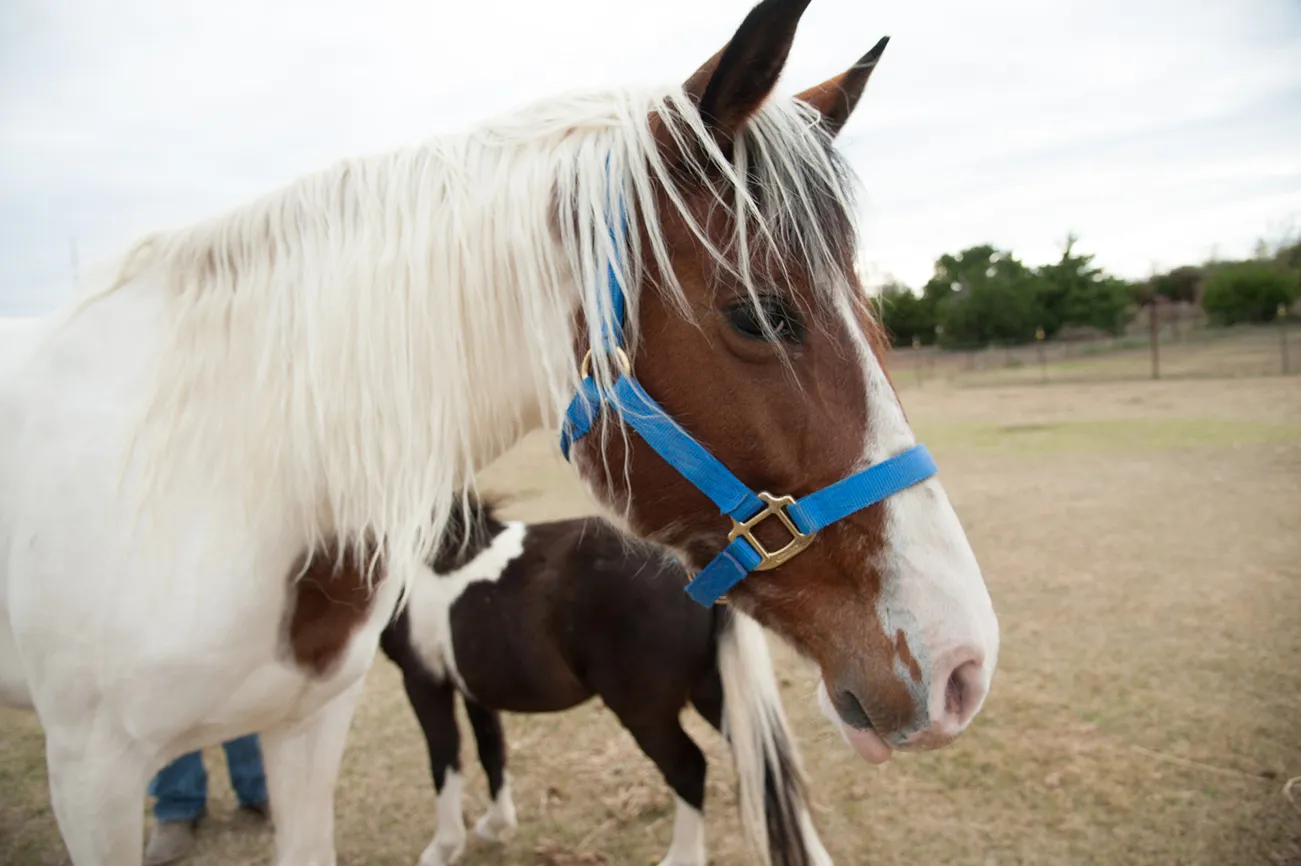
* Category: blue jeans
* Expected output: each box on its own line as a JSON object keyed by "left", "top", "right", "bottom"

{"left": 148, "top": 734, "right": 268, "bottom": 823}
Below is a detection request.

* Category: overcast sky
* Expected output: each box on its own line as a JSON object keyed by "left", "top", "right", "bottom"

{"left": 2, "top": 0, "right": 1299, "bottom": 316}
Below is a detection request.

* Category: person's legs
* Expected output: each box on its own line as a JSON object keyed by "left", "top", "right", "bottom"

{"left": 145, "top": 751, "right": 208, "bottom": 865}
{"left": 148, "top": 751, "right": 208, "bottom": 823}
{"left": 222, "top": 734, "right": 269, "bottom": 813}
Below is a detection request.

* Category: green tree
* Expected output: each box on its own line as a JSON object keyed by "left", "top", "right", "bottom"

{"left": 877, "top": 280, "right": 936, "bottom": 347}
{"left": 924, "top": 245, "right": 1044, "bottom": 348}
{"left": 1149, "top": 265, "right": 1203, "bottom": 304}
{"left": 1035, "top": 234, "right": 1134, "bottom": 335}
{"left": 1200, "top": 260, "right": 1299, "bottom": 325}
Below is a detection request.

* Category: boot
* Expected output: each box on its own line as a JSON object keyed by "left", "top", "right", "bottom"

{"left": 143, "top": 817, "right": 199, "bottom": 866}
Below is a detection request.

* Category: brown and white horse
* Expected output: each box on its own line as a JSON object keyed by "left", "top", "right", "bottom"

{"left": 0, "top": 1, "right": 998, "bottom": 864}
{"left": 380, "top": 496, "right": 830, "bottom": 866}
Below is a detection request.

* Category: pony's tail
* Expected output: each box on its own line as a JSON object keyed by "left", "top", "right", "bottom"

{"left": 715, "top": 609, "right": 833, "bottom": 866}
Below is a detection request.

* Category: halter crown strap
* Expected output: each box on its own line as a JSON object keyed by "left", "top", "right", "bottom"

{"left": 559, "top": 165, "right": 939, "bottom": 606}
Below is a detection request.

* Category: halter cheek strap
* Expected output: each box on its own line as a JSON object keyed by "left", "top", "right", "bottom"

{"left": 558, "top": 178, "right": 938, "bottom": 607}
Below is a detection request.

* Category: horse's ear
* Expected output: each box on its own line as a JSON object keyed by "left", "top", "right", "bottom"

{"left": 794, "top": 36, "right": 889, "bottom": 138}
{"left": 674, "top": 0, "right": 813, "bottom": 159}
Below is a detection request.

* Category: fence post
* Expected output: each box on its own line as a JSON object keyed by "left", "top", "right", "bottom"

{"left": 1280, "top": 304, "right": 1291, "bottom": 376}
{"left": 1149, "top": 302, "right": 1160, "bottom": 380}
{"left": 912, "top": 335, "right": 923, "bottom": 387}
{"left": 1035, "top": 327, "right": 1046, "bottom": 383}
{"left": 933, "top": 324, "right": 943, "bottom": 380}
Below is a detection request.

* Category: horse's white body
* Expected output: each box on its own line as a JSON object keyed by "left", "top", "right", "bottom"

{"left": 0, "top": 85, "right": 730, "bottom": 864}
{"left": 0, "top": 294, "right": 408, "bottom": 864}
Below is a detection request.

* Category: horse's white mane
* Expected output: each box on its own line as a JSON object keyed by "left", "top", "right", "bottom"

{"left": 80, "top": 82, "right": 866, "bottom": 585}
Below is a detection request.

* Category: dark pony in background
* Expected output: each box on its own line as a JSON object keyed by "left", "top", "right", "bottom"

{"left": 380, "top": 496, "right": 829, "bottom": 866}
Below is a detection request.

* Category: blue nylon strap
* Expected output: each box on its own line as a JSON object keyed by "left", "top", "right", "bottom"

{"left": 684, "top": 536, "right": 763, "bottom": 606}
{"left": 787, "top": 444, "right": 938, "bottom": 533}
{"left": 559, "top": 377, "right": 602, "bottom": 461}
{"left": 682, "top": 443, "right": 938, "bottom": 606}
{"left": 595, "top": 157, "right": 627, "bottom": 354}
{"left": 561, "top": 157, "right": 942, "bottom": 608}
{"left": 560, "top": 372, "right": 769, "bottom": 523}
{"left": 600, "top": 233, "right": 626, "bottom": 350}
{"left": 611, "top": 377, "right": 766, "bottom": 521}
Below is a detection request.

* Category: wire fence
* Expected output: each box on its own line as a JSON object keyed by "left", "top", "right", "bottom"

{"left": 886, "top": 321, "right": 1297, "bottom": 389}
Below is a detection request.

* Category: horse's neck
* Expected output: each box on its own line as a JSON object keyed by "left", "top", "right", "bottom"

{"left": 91, "top": 135, "right": 590, "bottom": 558}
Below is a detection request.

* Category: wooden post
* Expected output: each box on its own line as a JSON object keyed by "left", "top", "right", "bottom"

{"left": 912, "top": 335, "right": 923, "bottom": 387}
{"left": 1149, "top": 301, "right": 1160, "bottom": 380}
{"left": 933, "top": 324, "right": 943, "bottom": 380}
{"left": 1035, "top": 327, "right": 1047, "bottom": 383}
{"left": 1280, "top": 304, "right": 1291, "bottom": 376}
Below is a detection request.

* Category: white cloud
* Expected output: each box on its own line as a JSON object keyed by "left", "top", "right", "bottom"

{"left": 1, "top": 0, "right": 1298, "bottom": 314}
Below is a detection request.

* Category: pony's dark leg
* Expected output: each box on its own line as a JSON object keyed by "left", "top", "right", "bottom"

{"left": 616, "top": 713, "right": 709, "bottom": 866}
{"left": 463, "top": 698, "right": 517, "bottom": 842}
{"left": 689, "top": 663, "right": 724, "bottom": 733}
{"left": 401, "top": 669, "right": 467, "bottom": 866}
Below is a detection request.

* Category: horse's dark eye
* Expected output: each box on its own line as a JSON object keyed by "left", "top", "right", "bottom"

{"left": 724, "top": 296, "right": 806, "bottom": 344}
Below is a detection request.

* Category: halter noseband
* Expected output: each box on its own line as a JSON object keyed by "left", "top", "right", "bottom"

{"left": 558, "top": 179, "right": 938, "bottom": 607}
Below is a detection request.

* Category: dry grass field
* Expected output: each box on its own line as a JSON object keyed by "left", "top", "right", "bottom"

{"left": 3, "top": 361, "right": 1300, "bottom": 864}
{"left": 889, "top": 323, "right": 1296, "bottom": 389}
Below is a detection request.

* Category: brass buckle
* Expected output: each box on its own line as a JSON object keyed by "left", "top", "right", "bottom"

{"left": 727, "top": 492, "right": 815, "bottom": 572}
{"left": 580, "top": 346, "right": 632, "bottom": 380}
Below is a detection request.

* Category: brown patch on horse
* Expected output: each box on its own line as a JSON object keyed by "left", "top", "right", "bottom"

{"left": 285, "top": 540, "right": 385, "bottom": 678}
{"left": 895, "top": 629, "right": 923, "bottom": 684}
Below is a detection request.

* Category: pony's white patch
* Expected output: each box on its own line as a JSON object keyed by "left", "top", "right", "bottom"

{"left": 419, "top": 769, "right": 467, "bottom": 866}
{"left": 473, "top": 775, "right": 518, "bottom": 843}
{"left": 406, "top": 522, "right": 528, "bottom": 695}
{"left": 658, "top": 797, "right": 707, "bottom": 866}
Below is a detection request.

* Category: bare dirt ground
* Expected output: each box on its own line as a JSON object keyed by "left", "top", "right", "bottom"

{"left": 3, "top": 373, "right": 1300, "bottom": 865}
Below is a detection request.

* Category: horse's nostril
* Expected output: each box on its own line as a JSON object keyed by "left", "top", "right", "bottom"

{"left": 835, "top": 688, "right": 874, "bottom": 731}
{"left": 940, "top": 658, "right": 984, "bottom": 727}
{"left": 946, "top": 667, "right": 966, "bottom": 717}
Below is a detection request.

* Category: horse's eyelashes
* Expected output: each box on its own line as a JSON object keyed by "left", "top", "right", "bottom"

{"left": 725, "top": 296, "right": 806, "bottom": 344}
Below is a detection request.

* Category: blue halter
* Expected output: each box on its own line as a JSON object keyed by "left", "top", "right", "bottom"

{"left": 559, "top": 181, "right": 939, "bottom": 607}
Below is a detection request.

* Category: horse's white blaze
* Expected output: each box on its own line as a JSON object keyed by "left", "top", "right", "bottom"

{"left": 657, "top": 797, "right": 707, "bottom": 866}
{"left": 828, "top": 332, "right": 1000, "bottom": 753}
{"left": 406, "top": 522, "right": 528, "bottom": 694}
{"left": 420, "top": 769, "right": 467, "bottom": 866}
{"left": 474, "top": 775, "right": 518, "bottom": 842}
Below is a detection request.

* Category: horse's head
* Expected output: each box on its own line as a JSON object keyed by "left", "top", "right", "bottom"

{"left": 564, "top": 0, "right": 999, "bottom": 765}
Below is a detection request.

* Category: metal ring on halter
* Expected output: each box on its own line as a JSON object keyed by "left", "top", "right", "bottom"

{"left": 580, "top": 346, "right": 632, "bottom": 380}
{"left": 727, "top": 492, "right": 817, "bottom": 572}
